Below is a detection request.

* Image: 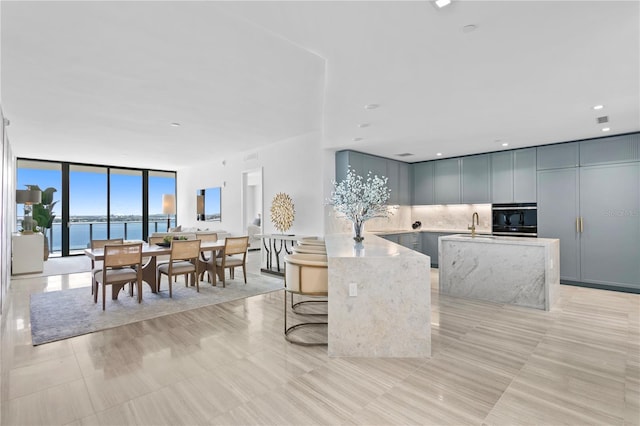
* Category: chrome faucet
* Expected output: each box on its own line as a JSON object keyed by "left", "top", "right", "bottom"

{"left": 468, "top": 212, "right": 479, "bottom": 237}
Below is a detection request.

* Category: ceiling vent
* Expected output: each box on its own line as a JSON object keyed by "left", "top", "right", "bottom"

{"left": 397, "top": 153, "right": 414, "bottom": 157}
{"left": 244, "top": 152, "right": 258, "bottom": 162}
{"left": 597, "top": 116, "right": 609, "bottom": 124}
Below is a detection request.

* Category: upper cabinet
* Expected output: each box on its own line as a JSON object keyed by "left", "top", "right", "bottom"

{"left": 434, "top": 158, "right": 461, "bottom": 204}
{"left": 335, "top": 150, "right": 411, "bottom": 205}
{"left": 538, "top": 134, "right": 640, "bottom": 170}
{"left": 513, "top": 148, "right": 537, "bottom": 202}
{"left": 412, "top": 162, "right": 434, "bottom": 205}
{"left": 579, "top": 133, "right": 640, "bottom": 166}
{"left": 537, "top": 142, "right": 579, "bottom": 170}
{"left": 461, "top": 154, "right": 490, "bottom": 203}
{"left": 490, "top": 148, "right": 536, "bottom": 203}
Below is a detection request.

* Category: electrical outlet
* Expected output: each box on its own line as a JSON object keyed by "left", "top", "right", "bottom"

{"left": 349, "top": 282, "right": 358, "bottom": 297}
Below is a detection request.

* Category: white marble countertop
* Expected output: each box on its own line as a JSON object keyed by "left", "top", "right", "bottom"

{"left": 370, "top": 228, "right": 492, "bottom": 235}
{"left": 440, "top": 234, "right": 558, "bottom": 246}
{"left": 325, "top": 233, "right": 426, "bottom": 258}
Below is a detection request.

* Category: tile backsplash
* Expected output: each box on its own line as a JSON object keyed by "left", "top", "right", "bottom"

{"left": 324, "top": 204, "right": 492, "bottom": 235}
{"left": 412, "top": 204, "right": 492, "bottom": 232}
{"left": 324, "top": 205, "right": 412, "bottom": 235}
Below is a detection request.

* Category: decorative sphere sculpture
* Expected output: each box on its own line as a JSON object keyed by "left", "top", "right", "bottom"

{"left": 270, "top": 193, "right": 295, "bottom": 233}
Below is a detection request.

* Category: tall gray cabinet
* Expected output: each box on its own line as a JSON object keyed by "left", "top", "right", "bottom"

{"left": 537, "top": 135, "right": 640, "bottom": 291}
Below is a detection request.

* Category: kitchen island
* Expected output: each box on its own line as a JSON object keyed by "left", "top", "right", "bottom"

{"left": 439, "top": 234, "right": 560, "bottom": 310}
{"left": 325, "top": 233, "right": 431, "bottom": 358}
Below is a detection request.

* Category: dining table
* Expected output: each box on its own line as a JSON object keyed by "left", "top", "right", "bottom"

{"left": 84, "top": 240, "right": 226, "bottom": 295}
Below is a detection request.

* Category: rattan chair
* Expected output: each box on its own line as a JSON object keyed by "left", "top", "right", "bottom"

{"left": 90, "top": 238, "right": 124, "bottom": 295}
{"left": 94, "top": 243, "right": 143, "bottom": 310}
{"left": 215, "top": 236, "right": 249, "bottom": 287}
{"left": 157, "top": 239, "right": 202, "bottom": 297}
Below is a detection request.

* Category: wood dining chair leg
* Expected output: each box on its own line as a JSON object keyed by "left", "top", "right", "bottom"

{"left": 243, "top": 265, "right": 247, "bottom": 284}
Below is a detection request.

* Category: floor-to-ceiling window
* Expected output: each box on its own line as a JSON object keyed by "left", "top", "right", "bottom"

{"left": 17, "top": 159, "right": 176, "bottom": 256}
{"left": 16, "top": 160, "right": 63, "bottom": 256}
{"left": 109, "top": 168, "right": 143, "bottom": 241}
{"left": 148, "top": 170, "right": 177, "bottom": 234}
{"left": 69, "top": 164, "right": 108, "bottom": 254}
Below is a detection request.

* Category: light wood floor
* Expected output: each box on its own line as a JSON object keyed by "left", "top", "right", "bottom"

{"left": 1, "top": 251, "right": 638, "bottom": 425}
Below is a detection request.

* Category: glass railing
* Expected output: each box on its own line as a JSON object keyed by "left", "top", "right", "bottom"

{"left": 17, "top": 220, "right": 176, "bottom": 256}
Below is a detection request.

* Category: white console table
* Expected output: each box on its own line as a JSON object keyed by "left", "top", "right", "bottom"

{"left": 12, "top": 233, "right": 44, "bottom": 275}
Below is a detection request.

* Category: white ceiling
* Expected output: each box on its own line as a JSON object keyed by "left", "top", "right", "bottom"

{"left": 2, "top": 1, "right": 638, "bottom": 170}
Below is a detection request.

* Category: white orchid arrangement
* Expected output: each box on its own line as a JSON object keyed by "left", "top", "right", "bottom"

{"left": 329, "top": 168, "right": 393, "bottom": 241}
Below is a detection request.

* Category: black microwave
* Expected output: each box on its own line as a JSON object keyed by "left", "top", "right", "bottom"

{"left": 492, "top": 203, "right": 537, "bottom": 237}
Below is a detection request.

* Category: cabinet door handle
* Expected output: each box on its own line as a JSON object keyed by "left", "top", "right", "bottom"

{"left": 576, "top": 217, "right": 580, "bottom": 233}
{"left": 580, "top": 217, "right": 584, "bottom": 233}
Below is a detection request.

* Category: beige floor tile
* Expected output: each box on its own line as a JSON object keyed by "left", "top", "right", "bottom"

{"left": 126, "top": 384, "right": 211, "bottom": 426}
{"left": 2, "top": 379, "right": 94, "bottom": 426}
{"left": 82, "top": 363, "right": 162, "bottom": 412}
{"left": 7, "top": 354, "right": 83, "bottom": 400}
{"left": 75, "top": 402, "right": 139, "bottom": 426}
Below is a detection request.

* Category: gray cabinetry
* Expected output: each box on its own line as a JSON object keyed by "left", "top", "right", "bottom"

{"left": 335, "top": 150, "right": 411, "bottom": 205}
{"left": 421, "top": 232, "right": 454, "bottom": 267}
{"left": 412, "top": 162, "right": 435, "bottom": 205}
{"left": 537, "top": 142, "right": 579, "bottom": 170}
{"left": 461, "top": 154, "right": 490, "bottom": 203}
{"left": 580, "top": 133, "right": 640, "bottom": 166}
{"left": 379, "top": 232, "right": 420, "bottom": 252}
{"left": 387, "top": 160, "right": 411, "bottom": 205}
{"left": 579, "top": 163, "right": 639, "bottom": 289}
{"left": 513, "top": 148, "right": 537, "bottom": 202}
{"left": 537, "top": 168, "right": 581, "bottom": 281}
{"left": 398, "top": 162, "right": 411, "bottom": 205}
{"left": 538, "top": 162, "right": 640, "bottom": 290}
{"left": 490, "top": 148, "right": 536, "bottom": 203}
{"left": 434, "top": 159, "right": 461, "bottom": 204}
{"left": 491, "top": 151, "right": 513, "bottom": 203}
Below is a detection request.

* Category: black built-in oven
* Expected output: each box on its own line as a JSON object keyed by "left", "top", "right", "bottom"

{"left": 492, "top": 203, "right": 537, "bottom": 237}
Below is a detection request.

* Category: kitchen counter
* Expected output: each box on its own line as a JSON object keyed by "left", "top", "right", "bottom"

{"left": 371, "top": 228, "right": 492, "bottom": 235}
{"left": 438, "top": 234, "right": 560, "bottom": 310}
{"left": 325, "top": 233, "right": 431, "bottom": 358}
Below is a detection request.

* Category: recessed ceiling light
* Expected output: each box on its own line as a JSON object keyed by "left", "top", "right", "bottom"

{"left": 436, "top": 152, "right": 443, "bottom": 157}
{"left": 501, "top": 143, "right": 509, "bottom": 147}
{"left": 435, "top": 0, "right": 451, "bottom": 8}
{"left": 170, "top": 122, "right": 181, "bottom": 127}
{"left": 593, "top": 105, "right": 604, "bottom": 110}
{"left": 602, "top": 127, "right": 610, "bottom": 132}
{"left": 358, "top": 123, "right": 371, "bottom": 128}
{"left": 462, "top": 24, "right": 477, "bottom": 33}
{"left": 353, "top": 137, "right": 363, "bottom": 142}
{"left": 364, "top": 104, "right": 379, "bottom": 110}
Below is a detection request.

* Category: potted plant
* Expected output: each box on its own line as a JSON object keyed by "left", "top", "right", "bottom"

{"left": 29, "top": 185, "right": 57, "bottom": 260}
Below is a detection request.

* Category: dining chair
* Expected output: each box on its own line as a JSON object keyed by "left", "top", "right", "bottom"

{"left": 94, "top": 243, "right": 143, "bottom": 310}
{"left": 215, "top": 236, "right": 249, "bottom": 287}
{"left": 157, "top": 239, "right": 202, "bottom": 297}
{"left": 90, "top": 238, "right": 124, "bottom": 296}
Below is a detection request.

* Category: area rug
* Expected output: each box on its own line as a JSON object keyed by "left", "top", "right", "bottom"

{"left": 30, "top": 271, "right": 284, "bottom": 345}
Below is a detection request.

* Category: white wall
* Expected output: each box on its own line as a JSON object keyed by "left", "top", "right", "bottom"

{"left": 177, "top": 130, "right": 333, "bottom": 238}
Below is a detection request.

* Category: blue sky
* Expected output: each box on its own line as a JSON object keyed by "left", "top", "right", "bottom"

{"left": 17, "top": 168, "right": 176, "bottom": 216}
